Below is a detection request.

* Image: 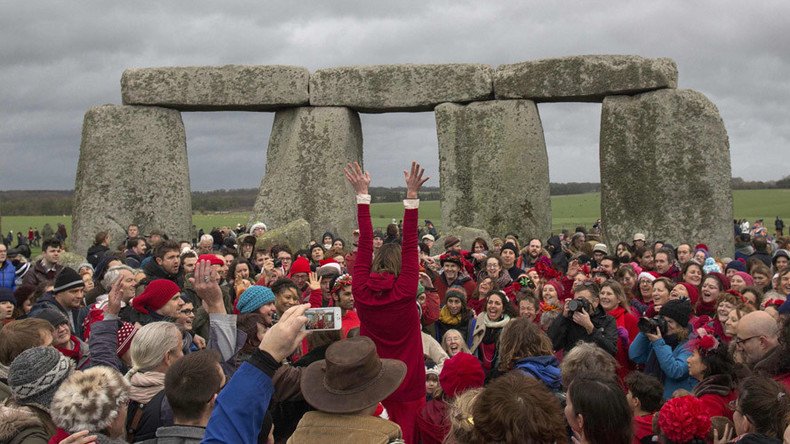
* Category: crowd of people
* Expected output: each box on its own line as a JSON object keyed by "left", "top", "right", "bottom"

{"left": 1, "top": 162, "right": 789, "bottom": 443}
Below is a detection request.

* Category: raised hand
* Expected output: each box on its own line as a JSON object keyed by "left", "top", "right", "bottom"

{"left": 308, "top": 272, "right": 321, "bottom": 291}
{"left": 190, "top": 260, "right": 225, "bottom": 314}
{"left": 259, "top": 303, "right": 310, "bottom": 362}
{"left": 404, "top": 161, "right": 429, "bottom": 199}
{"left": 104, "top": 278, "right": 123, "bottom": 316}
{"left": 344, "top": 161, "right": 371, "bottom": 195}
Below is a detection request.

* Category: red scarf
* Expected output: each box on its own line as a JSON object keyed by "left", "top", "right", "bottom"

{"left": 55, "top": 335, "right": 82, "bottom": 363}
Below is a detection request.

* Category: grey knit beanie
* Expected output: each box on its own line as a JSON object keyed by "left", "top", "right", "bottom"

{"left": 9, "top": 346, "right": 74, "bottom": 410}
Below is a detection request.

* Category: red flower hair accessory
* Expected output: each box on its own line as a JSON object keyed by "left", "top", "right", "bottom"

{"left": 658, "top": 396, "right": 711, "bottom": 442}
{"left": 535, "top": 257, "right": 562, "bottom": 280}
{"left": 764, "top": 298, "right": 785, "bottom": 308}
{"left": 725, "top": 289, "right": 747, "bottom": 305}
{"left": 687, "top": 333, "right": 719, "bottom": 356}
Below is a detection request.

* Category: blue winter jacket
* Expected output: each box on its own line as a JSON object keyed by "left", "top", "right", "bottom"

{"left": 629, "top": 332, "right": 698, "bottom": 399}
{"left": 202, "top": 349, "right": 279, "bottom": 444}
{"left": 0, "top": 260, "right": 15, "bottom": 290}
{"left": 514, "top": 355, "right": 562, "bottom": 392}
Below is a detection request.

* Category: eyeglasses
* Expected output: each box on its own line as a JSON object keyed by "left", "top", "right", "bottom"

{"left": 179, "top": 309, "right": 195, "bottom": 315}
{"left": 733, "top": 334, "right": 761, "bottom": 347}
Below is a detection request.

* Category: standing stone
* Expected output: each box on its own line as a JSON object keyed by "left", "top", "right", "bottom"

{"left": 121, "top": 65, "right": 309, "bottom": 111}
{"left": 436, "top": 100, "right": 550, "bottom": 240}
{"left": 72, "top": 105, "right": 192, "bottom": 255}
{"left": 495, "top": 55, "right": 677, "bottom": 102}
{"left": 600, "top": 89, "right": 733, "bottom": 257}
{"left": 310, "top": 64, "right": 493, "bottom": 112}
{"left": 251, "top": 107, "right": 362, "bottom": 242}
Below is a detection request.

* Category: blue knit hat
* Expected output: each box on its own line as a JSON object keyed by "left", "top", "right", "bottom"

{"left": 237, "top": 285, "right": 275, "bottom": 314}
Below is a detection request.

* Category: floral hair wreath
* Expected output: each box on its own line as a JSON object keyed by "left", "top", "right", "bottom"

{"left": 687, "top": 332, "right": 720, "bottom": 356}
{"left": 535, "top": 257, "right": 562, "bottom": 281}
{"left": 330, "top": 273, "right": 352, "bottom": 295}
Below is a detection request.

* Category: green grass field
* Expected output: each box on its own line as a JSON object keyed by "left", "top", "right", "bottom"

{"left": 3, "top": 189, "right": 788, "bottom": 254}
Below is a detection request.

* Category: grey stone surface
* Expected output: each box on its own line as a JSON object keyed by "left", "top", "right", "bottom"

{"left": 254, "top": 219, "right": 312, "bottom": 252}
{"left": 495, "top": 55, "right": 677, "bottom": 102}
{"left": 72, "top": 105, "right": 192, "bottom": 256}
{"left": 436, "top": 100, "right": 551, "bottom": 240}
{"left": 600, "top": 89, "right": 733, "bottom": 257}
{"left": 310, "top": 64, "right": 493, "bottom": 112}
{"left": 121, "top": 65, "right": 309, "bottom": 111}
{"left": 251, "top": 107, "right": 362, "bottom": 241}
{"left": 429, "top": 226, "right": 492, "bottom": 256}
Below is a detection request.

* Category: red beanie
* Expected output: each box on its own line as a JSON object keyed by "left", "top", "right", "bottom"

{"left": 198, "top": 254, "right": 225, "bottom": 266}
{"left": 544, "top": 280, "right": 565, "bottom": 297}
{"left": 289, "top": 256, "right": 311, "bottom": 277}
{"left": 439, "top": 352, "right": 485, "bottom": 399}
{"left": 131, "top": 279, "right": 181, "bottom": 314}
{"left": 679, "top": 282, "right": 700, "bottom": 305}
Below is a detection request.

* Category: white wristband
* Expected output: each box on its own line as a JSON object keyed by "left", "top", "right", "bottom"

{"left": 403, "top": 198, "right": 420, "bottom": 209}
{"left": 356, "top": 194, "right": 371, "bottom": 204}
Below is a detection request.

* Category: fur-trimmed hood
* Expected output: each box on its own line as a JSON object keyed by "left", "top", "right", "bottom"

{"left": 0, "top": 402, "right": 48, "bottom": 441}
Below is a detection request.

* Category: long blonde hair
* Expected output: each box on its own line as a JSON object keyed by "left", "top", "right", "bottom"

{"left": 125, "top": 322, "right": 181, "bottom": 378}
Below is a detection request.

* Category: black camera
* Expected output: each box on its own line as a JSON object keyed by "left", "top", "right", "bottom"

{"left": 273, "top": 259, "right": 282, "bottom": 268}
{"left": 637, "top": 316, "right": 668, "bottom": 336}
{"left": 567, "top": 298, "right": 591, "bottom": 313}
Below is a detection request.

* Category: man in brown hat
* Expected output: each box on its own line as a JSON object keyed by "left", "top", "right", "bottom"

{"left": 290, "top": 335, "right": 407, "bottom": 443}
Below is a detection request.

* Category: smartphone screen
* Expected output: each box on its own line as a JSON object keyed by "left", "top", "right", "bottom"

{"left": 304, "top": 307, "right": 341, "bottom": 331}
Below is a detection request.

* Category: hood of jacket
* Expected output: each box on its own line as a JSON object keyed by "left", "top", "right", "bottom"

{"left": 367, "top": 272, "right": 396, "bottom": 293}
{"left": 142, "top": 259, "right": 178, "bottom": 281}
{"left": 514, "top": 355, "right": 562, "bottom": 391}
{"left": 0, "top": 403, "right": 46, "bottom": 441}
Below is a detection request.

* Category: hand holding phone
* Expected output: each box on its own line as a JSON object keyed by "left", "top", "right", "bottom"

{"left": 303, "top": 307, "right": 342, "bottom": 331}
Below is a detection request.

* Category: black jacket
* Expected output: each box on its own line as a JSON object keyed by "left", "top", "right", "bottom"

{"left": 86, "top": 244, "right": 109, "bottom": 268}
{"left": 548, "top": 304, "right": 618, "bottom": 355}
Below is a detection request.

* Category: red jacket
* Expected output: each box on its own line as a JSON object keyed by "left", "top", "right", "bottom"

{"left": 609, "top": 307, "right": 639, "bottom": 380}
{"left": 353, "top": 203, "right": 425, "bottom": 403}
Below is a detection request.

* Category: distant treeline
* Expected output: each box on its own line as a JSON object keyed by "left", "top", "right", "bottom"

{"left": 2, "top": 176, "right": 788, "bottom": 216}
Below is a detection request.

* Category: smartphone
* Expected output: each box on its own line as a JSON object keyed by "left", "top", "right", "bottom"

{"left": 303, "top": 307, "right": 342, "bottom": 331}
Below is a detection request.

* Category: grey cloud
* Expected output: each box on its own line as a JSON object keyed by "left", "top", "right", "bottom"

{"left": 2, "top": 0, "right": 789, "bottom": 190}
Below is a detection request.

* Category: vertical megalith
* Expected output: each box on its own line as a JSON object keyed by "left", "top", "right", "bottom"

{"left": 600, "top": 89, "right": 733, "bottom": 257}
{"left": 72, "top": 105, "right": 192, "bottom": 255}
{"left": 436, "top": 100, "right": 551, "bottom": 240}
{"left": 251, "top": 107, "right": 362, "bottom": 241}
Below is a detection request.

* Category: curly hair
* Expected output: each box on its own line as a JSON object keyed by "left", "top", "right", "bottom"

{"left": 472, "top": 372, "right": 566, "bottom": 443}
{"left": 497, "top": 317, "right": 554, "bottom": 372}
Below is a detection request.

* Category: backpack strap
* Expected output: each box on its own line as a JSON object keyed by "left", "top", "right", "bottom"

{"left": 126, "top": 400, "right": 145, "bottom": 442}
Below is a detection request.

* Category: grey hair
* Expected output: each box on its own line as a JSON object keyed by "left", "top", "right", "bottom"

{"left": 125, "top": 322, "right": 181, "bottom": 378}
{"left": 199, "top": 234, "right": 214, "bottom": 244}
{"left": 101, "top": 265, "right": 135, "bottom": 289}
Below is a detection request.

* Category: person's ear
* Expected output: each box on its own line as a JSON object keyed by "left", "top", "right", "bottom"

{"left": 573, "top": 413, "right": 585, "bottom": 433}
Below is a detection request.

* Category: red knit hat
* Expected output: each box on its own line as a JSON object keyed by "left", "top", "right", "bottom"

{"left": 679, "top": 282, "right": 700, "bottom": 305}
{"left": 131, "top": 279, "right": 181, "bottom": 314}
{"left": 439, "top": 352, "right": 485, "bottom": 399}
{"left": 544, "top": 279, "right": 565, "bottom": 298}
{"left": 289, "top": 256, "right": 311, "bottom": 277}
{"left": 116, "top": 322, "right": 138, "bottom": 357}
{"left": 198, "top": 254, "right": 225, "bottom": 266}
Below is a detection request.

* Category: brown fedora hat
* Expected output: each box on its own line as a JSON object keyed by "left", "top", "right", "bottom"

{"left": 301, "top": 336, "right": 406, "bottom": 414}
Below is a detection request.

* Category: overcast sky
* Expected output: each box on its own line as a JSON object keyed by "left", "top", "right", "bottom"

{"left": 1, "top": 1, "right": 788, "bottom": 190}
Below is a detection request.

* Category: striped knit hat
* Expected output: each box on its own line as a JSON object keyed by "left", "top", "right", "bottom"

{"left": 53, "top": 267, "right": 85, "bottom": 294}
